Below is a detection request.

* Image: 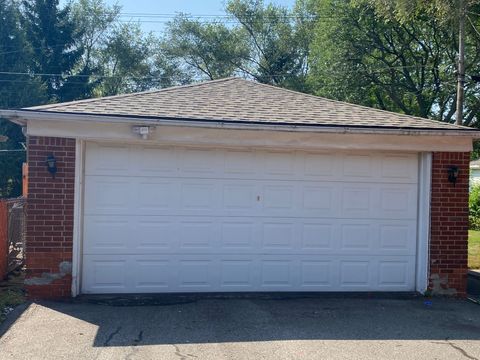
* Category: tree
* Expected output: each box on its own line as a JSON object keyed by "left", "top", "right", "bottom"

{"left": 158, "top": 0, "right": 313, "bottom": 92}
{"left": 0, "top": 0, "right": 46, "bottom": 197}
{"left": 307, "top": 0, "right": 480, "bottom": 124}
{"left": 22, "top": 0, "right": 86, "bottom": 102}
{"left": 226, "top": 0, "right": 312, "bottom": 91}
{"left": 161, "top": 16, "right": 247, "bottom": 80}
{"left": 96, "top": 23, "right": 157, "bottom": 96}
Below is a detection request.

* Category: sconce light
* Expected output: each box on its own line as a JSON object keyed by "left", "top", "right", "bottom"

{"left": 46, "top": 154, "right": 57, "bottom": 178}
{"left": 132, "top": 125, "right": 155, "bottom": 140}
{"left": 447, "top": 166, "right": 459, "bottom": 186}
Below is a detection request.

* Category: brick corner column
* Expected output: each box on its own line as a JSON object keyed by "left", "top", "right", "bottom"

{"left": 429, "top": 152, "right": 470, "bottom": 297}
{"left": 25, "top": 136, "right": 75, "bottom": 299}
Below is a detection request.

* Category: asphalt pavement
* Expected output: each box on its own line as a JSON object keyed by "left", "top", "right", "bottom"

{"left": 1, "top": 295, "right": 480, "bottom": 360}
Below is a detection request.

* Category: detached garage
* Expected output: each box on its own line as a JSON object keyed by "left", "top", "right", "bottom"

{"left": 1, "top": 77, "right": 479, "bottom": 298}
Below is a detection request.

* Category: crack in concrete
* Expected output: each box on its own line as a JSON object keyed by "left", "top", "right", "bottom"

{"left": 172, "top": 344, "right": 198, "bottom": 359}
{"left": 133, "top": 330, "right": 143, "bottom": 345}
{"left": 431, "top": 338, "right": 479, "bottom": 360}
{"left": 124, "top": 330, "right": 144, "bottom": 360}
{"left": 104, "top": 326, "right": 121, "bottom": 346}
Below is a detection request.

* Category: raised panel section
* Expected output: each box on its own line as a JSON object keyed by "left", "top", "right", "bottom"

{"left": 380, "top": 225, "right": 410, "bottom": 250}
{"left": 223, "top": 185, "right": 255, "bottom": 209}
{"left": 135, "top": 260, "right": 171, "bottom": 289}
{"left": 180, "top": 149, "right": 217, "bottom": 174}
{"left": 180, "top": 221, "right": 214, "bottom": 249}
{"left": 302, "top": 224, "right": 332, "bottom": 250}
{"left": 304, "top": 153, "right": 334, "bottom": 177}
{"left": 137, "top": 181, "right": 174, "bottom": 210}
{"left": 181, "top": 183, "right": 214, "bottom": 209}
{"left": 342, "top": 188, "right": 371, "bottom": 217}
{"left": 263, "top": 223, "right": 293, "bottom": 249}
{"left": 83, "top": 218, "right": 129, "bottom": 252}
{"left": 263, "top": 186, "right": 293, "bottom": 209}
{"left": 341, "top": 225, "right": 370, "bottom": 250}
{"left": 378, "top": 261, "right": 409, "bottom": 286}
{"left": 343, "top": 154, "right": 372, "bottom": 177}
{"left": 221, "top": 260, "right": 252, "bottom": 286}
{"left": 221, "top": 222, "right": 253, "bottom": 249}
{"left": 265, "top": 152, "right": 294, "bottom": 175}
{"left": 85, "top": 179, "right": 130, "bottom": 213}
{"left": 179, "top": 260, "right": 211, "bottom": 287}
{"left": 85, "top": 144, "right": 129, "bottom": 174}
{"left": 261, "top": 260, "right": 292, "bottom": 287}
{"left": 84, "top": 259, "right": 127, "bottom": 292}
{"left": 137, "top": 221, "right": 173, "bottom": 249}
{"left": 303, "top": 186, "right": 332, "bottom": 210}
{"left": 224, "top": 151, "right": 255, "bottom": 174}
{"left": 136, "top": 147, "right": 175, "bottom": 175}
{"left": 301, "top": 261, "right": 331, "bottom": 286}
{"left": 340, "top": 261, "right": 369, "bottom": 286}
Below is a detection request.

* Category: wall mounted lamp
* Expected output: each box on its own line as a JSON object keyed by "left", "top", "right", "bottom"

{"left": 132, "top": 125, "right": 155, "bottom": 140}
{"left": 447, "top": 166, "right": 459, "bottom": 186}
{"left": 46, "top": 154, "right": 57, "bottom": 178}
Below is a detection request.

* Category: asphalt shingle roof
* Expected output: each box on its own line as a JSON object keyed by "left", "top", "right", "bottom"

{"left": 26, "top": 77, "right": 472, "bottom": 131}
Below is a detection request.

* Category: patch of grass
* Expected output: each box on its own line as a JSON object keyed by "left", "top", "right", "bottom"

{"left": 0, "top": 288, "right": 25, "bottom": 323}
{"left": 469, "top": 230, "right": 480, "bottom": 269}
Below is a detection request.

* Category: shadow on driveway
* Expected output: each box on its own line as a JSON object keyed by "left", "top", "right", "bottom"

{"left": 12, "top": 295, "right": 480, "bottom": 347}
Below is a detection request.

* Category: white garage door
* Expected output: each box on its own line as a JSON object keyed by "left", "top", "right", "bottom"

{"left": 81, "top": 142, "right": 419, "bottom": 294}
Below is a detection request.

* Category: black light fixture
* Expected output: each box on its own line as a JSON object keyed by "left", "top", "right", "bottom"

{"left": 447, "top": 166, "right": 459, "bottom": 186}
{"left": 46, "top": 154, "right": 57, "bottom": 178}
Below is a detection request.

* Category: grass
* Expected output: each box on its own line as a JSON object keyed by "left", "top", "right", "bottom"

{"left": 469, "top": 230, "right": 480, "bottom": 269}
{"left": 0, "top": 288, "right": 25, "bottom": 323}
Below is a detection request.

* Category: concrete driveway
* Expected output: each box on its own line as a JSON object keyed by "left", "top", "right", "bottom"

{"left": 1, "top": 295, "right": 480, "bottom": 360}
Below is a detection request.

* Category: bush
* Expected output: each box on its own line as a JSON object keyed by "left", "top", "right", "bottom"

{"left": 470, "top": 183, "right": 480, "bottom": 230}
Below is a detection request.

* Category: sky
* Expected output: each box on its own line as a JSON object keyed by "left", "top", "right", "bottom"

{"left": 104, "top": 0, "right": 297, "bottom": 33}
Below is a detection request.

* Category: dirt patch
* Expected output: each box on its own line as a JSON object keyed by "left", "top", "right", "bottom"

{"left": 0, "top": 269, "right": 25, "bottom": 323}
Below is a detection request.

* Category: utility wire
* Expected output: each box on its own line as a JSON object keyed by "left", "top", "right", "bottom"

{"left": 0, "top": 63, "right": 451, "bottom": 79}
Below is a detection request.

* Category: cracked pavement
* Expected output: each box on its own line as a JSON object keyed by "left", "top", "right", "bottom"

{"left": 1, "top": 296, "right": 480, "bottom": 360}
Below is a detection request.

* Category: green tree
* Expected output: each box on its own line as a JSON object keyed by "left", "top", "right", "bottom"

{"left": 158, "top": 0, "right": 313, "bottom": 91}
{"left": 96, "top": 23, "right": 157, "bottom": 96}
{"left": 161, "top": 16, "right": 247, "bottom": 80}
{"left": 0, "top": 0, "right": 46, "bottom": 198}
{"left": 22, "top": 0, "right": 86, "bottom": 102}
{"left": 307, "top": 0, "right": 480, "bottom": 123}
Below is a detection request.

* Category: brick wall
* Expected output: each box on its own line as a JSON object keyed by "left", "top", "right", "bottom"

{"left": 429, "top": 152, "right": 470, "bottom": 297}
{"left": 25, "top": 136, "right": 75, "bottom": 299}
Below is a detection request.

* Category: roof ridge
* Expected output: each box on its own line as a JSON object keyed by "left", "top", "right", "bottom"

{"left": 26, "top": 77, "right": 239, "bottom": 111}
{"left": 250, "top": 80, "right": 469, "bottom": 130}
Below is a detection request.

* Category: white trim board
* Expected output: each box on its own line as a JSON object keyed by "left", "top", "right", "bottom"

{"left": 415, "top": 153, "right": 432, "bottom": 293}
{"left": 26, "top": 120, "right": 473, "bottom": 152}
{"left": 71, "top": 139, "right": 85, "bottom": 297}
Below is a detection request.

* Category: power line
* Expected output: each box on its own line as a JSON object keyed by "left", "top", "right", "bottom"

{"left": 0, "top": 63, "right": 450, "bottom": 80}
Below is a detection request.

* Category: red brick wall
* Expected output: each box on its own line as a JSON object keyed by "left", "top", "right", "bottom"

{"left": 429, "top": 152, "right": 470, "bottom": 297}
{"left": 25, "top": 136, "right": 75, "bottom": 299}
{"left": 0, "top": 201, "right": 7, "bottom": 280}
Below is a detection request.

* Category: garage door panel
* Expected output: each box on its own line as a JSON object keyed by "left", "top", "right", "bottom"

{"left": 82, "top": 254, "right": 416, "bottom": 293}
{"left": 87, "top": 145, "right": 417, "bottom": 183}
{"left": 83, "top": 216, "right": 416, "bottom": 256}
{"left": 85, "top": 178, "right": 416, "bottom": 219}
{"left": 82, "top": 143, "right": 419, "bottom": 293}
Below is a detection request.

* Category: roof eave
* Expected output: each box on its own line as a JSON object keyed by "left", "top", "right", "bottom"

{"left": 2, "top": 109, "right": 480, "bottom": 138}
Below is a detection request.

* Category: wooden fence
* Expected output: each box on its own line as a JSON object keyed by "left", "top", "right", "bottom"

{"left": 0, "top": 200, "right": 7, "bottom": 280}
{"left": 0, "top": 198, "right": 26, "bottom": 281}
